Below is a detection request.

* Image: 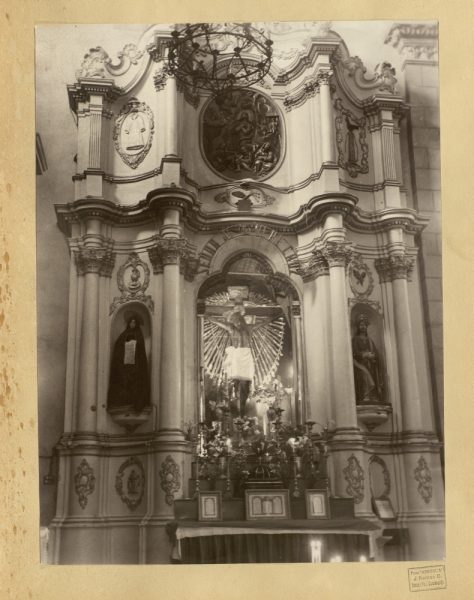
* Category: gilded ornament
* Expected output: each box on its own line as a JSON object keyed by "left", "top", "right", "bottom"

{"left": 74, "top": 459, "right": 96, "bottom": 509}
{"left": 214, "top": 184, "right": 275, "bottom": 210}
{"left": 114, "top": 98, "right": 154, "bottom": 169}
{"left": 348, "top": 256, "right": 374, "bottom": 299}
{"left": 110, "top": 252, "right": 153, "bottom": 314}
{"left": 159, "top": 455, "right": 181, "bottom": 506}
{"left": 414, "top": 456, "right": 433, "bottom": 504}
{"left": 343, "top": 454, "right": 364, "bottom": 504}
{"left": 115, "top": 457, "right": 145, "bottom": 511}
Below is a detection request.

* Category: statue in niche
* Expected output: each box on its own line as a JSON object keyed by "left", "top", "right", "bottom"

{"left": 345, "top": 114, "right": 360, "bottom": 167}
{"left": 107, "top": 314, "right": 150, "bottom": 412}
{"left": 352, "top": 314, "right": 384, "bottom": 404}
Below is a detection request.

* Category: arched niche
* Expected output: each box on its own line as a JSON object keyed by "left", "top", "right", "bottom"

{"left": 197, "top": 252, "right": 303, "bottom": 429}
{"left": 110, "top": 301, "right": 152, "bottom": 359}
{"left": 107, "top": 301, "right": 152, "bottom": 432}
{"left": 350, "top": 303, "right": 387, "bottom": 405}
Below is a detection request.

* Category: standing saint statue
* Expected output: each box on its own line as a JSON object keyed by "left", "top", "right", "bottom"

{"left": 107, "top": 314, "right": 150, "bottom": 412}
{"left": 352, "top": 314, "right": 384, "bottom": 404}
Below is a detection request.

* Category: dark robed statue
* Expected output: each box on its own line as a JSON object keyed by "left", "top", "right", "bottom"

{"left": 107, "top": 314, "right": 150, "bottom": 412}
{"left": 352, "top": 314, "right": 384, "bottom": 404}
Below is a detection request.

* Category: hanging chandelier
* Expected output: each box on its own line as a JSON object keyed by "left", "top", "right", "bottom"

{"left": 167, "top": 22, "right": 273, "bottom": 96}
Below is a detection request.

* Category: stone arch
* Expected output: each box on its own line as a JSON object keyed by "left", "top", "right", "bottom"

{"left": 198, "top": 225, "right": 301, "bottom": 277}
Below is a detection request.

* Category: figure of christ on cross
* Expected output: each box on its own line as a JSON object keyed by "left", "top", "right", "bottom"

{"left": 206, "top": 303, "right": 273, "bottom": 419}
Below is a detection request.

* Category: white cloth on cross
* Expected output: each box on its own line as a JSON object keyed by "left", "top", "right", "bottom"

{"left": 223, "top": 346, "right": 255, "bottom": 381}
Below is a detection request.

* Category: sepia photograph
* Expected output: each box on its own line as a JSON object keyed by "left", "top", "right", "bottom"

{"left": 35, "top": 20, "right": 444, "bottom": 565}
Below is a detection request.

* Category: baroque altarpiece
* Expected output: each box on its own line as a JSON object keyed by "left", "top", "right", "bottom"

{"left": 38, "top": 22, "right": 444, "bottom": 563}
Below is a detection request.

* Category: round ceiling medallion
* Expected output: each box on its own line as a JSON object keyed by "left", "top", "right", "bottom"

{"left": 202, "top": 89, "right": 282, "bottom": 181}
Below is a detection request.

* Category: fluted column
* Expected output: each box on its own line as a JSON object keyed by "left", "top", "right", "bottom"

{"left": 74, "top": 226, "right": 115, "bottom": 432}
{"left": 376, "top": 254, "right": 423, "bottom": 431}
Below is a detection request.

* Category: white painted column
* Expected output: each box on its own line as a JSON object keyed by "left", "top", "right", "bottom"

{"left": 376, "top": 252, "right": 423, "bottom": 431}
{"left": 74, "top": 220, "right": 114, "bottom": 432}
{"left": 318, "top": 70, "right": 336, "bottom": 164}
{"left": 165, "top": 76, "right": 178, "bottom": 157}
{"left": 319, "top": 214, "right": 358, "bottom": 431}
{"left": 149, "top": 207, "right": 185, "bottom": 440}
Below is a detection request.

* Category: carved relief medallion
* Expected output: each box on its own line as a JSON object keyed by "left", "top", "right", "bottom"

{"left": 214, "top": 183, "right": 275, "bottom": 210}
{"left": 202, "top": 89, "right": 282, "bottom": 180}
{"left": 348, "top": 256, "right": 374, "bottom": 299}
{"left": 110, "top": 252, "right": 153, "bottom": 314}
{"left": 114, "top": 98, "right": 154, "bottom": 169}
{"left": 74, "top": 459, "right": 95, "bottom": 509}
{"left": 115, "top": 457, "right": 145, "bottom": 511}
{"left": 414, "top": 456, "right": 433, "bottom": 504}
{"left": 334, "top": 98, "right": 369, "bottom": 178}
{"left": 159, "top": 455, "right": 181, "bottom": 506}
{"left": 343, "top": 454, "right": 365, "bottom": 504}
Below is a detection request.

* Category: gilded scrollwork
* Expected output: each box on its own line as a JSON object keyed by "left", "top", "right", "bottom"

{"left": 113, "top": 98, "right": 155, "bottom": 169}
{"left": 414, "top": 456, "right": 433, "bottom": 504}
{"left": 115, "top": 457, "right": 146, "bottom": 511}
{"left": 348, "top": 255, "right": 374, "bottom": 299}
{"left": 74, "top": 459, "right": 96, "bottom": 509}
{"left": 214, "top": 184, "right": 275, "bottom": 210}
{"left": 76, "top": 44, "right": 144, "bottom": 80}
{"left": 159, "top": 455, "right": 181, "bottom": 506}
{"left": 343, "top": 454, "right": 365, "bottom": 504}
{"left": 110, "top": 252, "right": 153, "bottom": 314}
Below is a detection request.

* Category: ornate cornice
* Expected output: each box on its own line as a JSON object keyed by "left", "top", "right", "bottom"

{"left": 375, "top": 254, "right": 415, "bottom": 283}
{"left": 385, "top": 23, "right": 439, "bottom": 62}
{"left": 74, "top": 246, "right": 115, "bottom": 277}
{"left": 67, "top": 79, "right": 122, "bottom": 113}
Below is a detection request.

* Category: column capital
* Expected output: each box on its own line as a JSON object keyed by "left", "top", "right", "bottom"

{"left": 301, "top": 252, "right": 329, "bottom": 282}
{"left": 375, "top": 254, "right": 415, "bottom": 283}
{"left": 316, "top": 69, "right": 333, "bottom": 85}
{"left": 74, "top": 247, "right": 115, "bottom": 277}
{"left": 321, "top": 241, "right": 354, "bottom": 268}
{"left": 148, "top": 237, "right": 198, "bottom": 279}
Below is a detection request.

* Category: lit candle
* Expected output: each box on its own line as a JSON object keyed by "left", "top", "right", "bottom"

{"left": 359, "top": 555, "right": 367, "bottom": 562}
{"left": 329, "top": 555, "right": 343, "bottom": 563}
{"left": 310, "top": 540, "right": 322, "bottom": 563}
